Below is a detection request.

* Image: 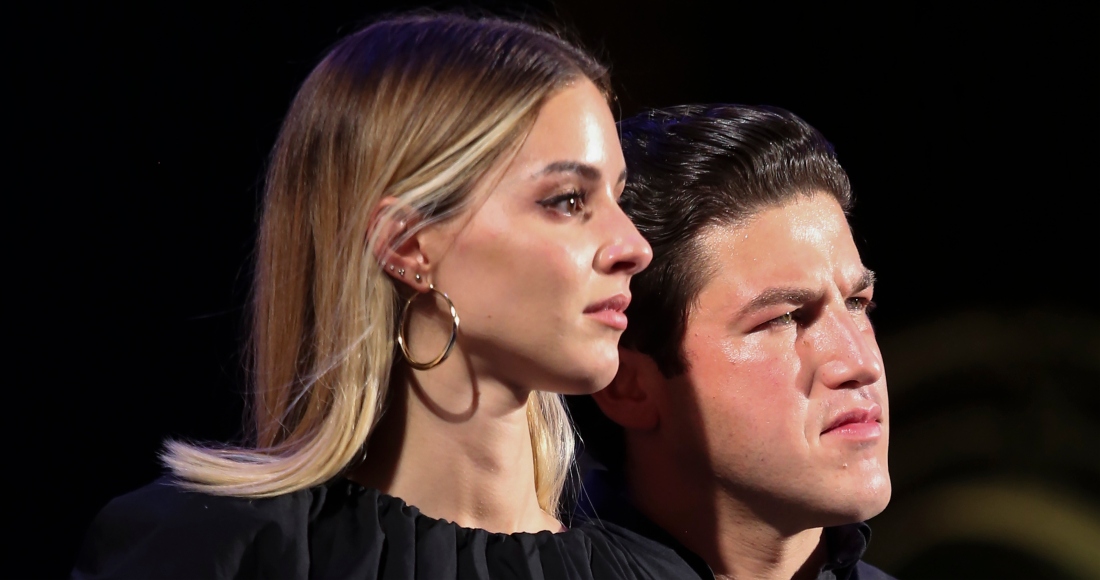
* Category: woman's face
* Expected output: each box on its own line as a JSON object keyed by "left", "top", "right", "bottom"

{"left": 419, "top": 79, "right": 652, "bottom": 395}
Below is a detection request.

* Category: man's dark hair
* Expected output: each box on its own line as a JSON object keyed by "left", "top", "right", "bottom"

{"left": 570, "top": 104, "right": 853, "bottom": 472}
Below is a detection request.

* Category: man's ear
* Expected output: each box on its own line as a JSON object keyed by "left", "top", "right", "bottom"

{"left": 591, "top": 347, "right": 663, "bottom": 431}
{"left": 368, "top": 197, "right": 430, "bottom": 292}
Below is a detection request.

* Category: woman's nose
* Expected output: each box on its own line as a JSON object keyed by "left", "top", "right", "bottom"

{"left": 594, "top": 208, "right": 653, "bottom": 276}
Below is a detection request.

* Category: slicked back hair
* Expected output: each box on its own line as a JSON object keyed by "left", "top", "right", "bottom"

{"left": 571, "top": 104, "right": 852, "bottom": 471}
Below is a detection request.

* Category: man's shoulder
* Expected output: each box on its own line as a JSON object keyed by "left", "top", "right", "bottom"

{"left": 854, "top": 560, "right": 897, "bottom": 580}
{"left": 577, "top": 517, "right": 711, "bottom": 579}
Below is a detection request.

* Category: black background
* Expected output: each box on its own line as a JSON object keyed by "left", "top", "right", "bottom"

{"left": 12, "top": 2, "right": 1098, "bottom": 578}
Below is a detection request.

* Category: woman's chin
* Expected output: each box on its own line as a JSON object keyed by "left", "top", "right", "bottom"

{"left": 543, "top": 358, "right": 619, "bottom": 396}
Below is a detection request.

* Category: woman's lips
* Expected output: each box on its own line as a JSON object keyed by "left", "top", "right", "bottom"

{"left": 584, "top": 294, "right": 630, "bottom": 330}
{"left": 821, "top": 405, "right": 883, "bottom": 440}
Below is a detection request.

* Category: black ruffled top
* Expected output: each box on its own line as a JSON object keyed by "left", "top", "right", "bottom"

{"left": 72, "top": 477, "right": 694, "bottom": 579}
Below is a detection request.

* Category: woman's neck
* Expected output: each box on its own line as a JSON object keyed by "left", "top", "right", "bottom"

{"left": 351, "top": 362, "right": 561, "bottom": 534}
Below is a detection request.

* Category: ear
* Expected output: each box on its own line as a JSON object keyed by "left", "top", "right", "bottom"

{"left": 591, "top": 347, "right": 662, "bottom": 431}
{"left": 368, "top": 196, "right": 431, "bottom": 292}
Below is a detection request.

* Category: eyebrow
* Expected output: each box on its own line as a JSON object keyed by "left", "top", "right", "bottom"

{"left": 736, "top": 268, "right": 877, "bottom": 318}
{"left": 533, "top": 161, "right": 627, "bottom": 184}
{"left": 852, "top": 269, "right": 877, "bottom": 294}
{"left": 737, "top": 287, "right": 821, "bottom": 318}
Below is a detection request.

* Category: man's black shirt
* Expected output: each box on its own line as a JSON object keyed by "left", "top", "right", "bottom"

{"left": 575, "top": 469, "right": 896, "bottom": 580}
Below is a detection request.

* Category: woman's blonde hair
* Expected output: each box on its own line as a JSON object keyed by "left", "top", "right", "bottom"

{"left": 162, "top": 13, "right": 610, "bottom": 515}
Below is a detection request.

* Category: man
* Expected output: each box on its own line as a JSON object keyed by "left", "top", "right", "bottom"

{"left": 570, "top": 105, "right": 894, "bottom": 579}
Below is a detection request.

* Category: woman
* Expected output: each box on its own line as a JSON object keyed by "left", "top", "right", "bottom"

{"left": 72, "top": 12, "right": 690, "bottom": 580}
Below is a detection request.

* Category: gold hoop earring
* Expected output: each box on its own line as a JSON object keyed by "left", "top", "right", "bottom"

{"left": 397, "top": 284, "right": 460, "bottom": 370}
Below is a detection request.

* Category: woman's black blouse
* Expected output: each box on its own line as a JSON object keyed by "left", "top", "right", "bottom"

{"left": 72, "top": 477, "right": 693, "bottom": 579}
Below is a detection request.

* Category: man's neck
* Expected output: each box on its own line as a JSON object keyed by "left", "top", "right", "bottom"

{"left": 708, "top": 524, "right": 825, "bottom": 580}
{"left": 626, "top": 460, "right": 827, "bottom": 580}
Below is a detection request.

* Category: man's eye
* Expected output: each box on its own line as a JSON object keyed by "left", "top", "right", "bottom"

{"left": 539, "top": 191, "right": 587, "bottom": 216}
{"left": 847, "top": 297, "right": 876, "bottom": 314}
{"left": 771, "top": 312, "right": 795, "bottom": 326}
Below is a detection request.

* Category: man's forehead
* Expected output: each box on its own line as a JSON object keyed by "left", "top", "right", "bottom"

{"left": 691, "top": 200, "right": 868, "bottom": 309}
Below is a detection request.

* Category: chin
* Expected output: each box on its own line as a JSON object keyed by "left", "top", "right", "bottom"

{"left": 832, "top": 471, "right": 892, "bottom": 525}
{"left": 543, "top": 356, "right": 619, "bottom": 395}
{"left": 563, "top": 340, "right": 620, "bottom": 392}
{"left": 559, "top": 366, "right": 617, "bottom": 395}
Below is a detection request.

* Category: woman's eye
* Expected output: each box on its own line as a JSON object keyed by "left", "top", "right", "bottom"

{"left": 539, "top": 191, "right": 587, "bottom": 216}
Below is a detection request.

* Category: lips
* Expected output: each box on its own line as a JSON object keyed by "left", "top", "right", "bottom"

{"left": 821, "top": 404, "right": 883, "bottom": 439}
{"left": 584, "top": 294, "right": 630, "bottom": 330}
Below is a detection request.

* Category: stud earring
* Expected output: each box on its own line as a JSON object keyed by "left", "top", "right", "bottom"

{"left": 414, "top": 273, "right": 422, "bottom": 283}
{"left": 388, "top": 264, "right": 395, "bottom": 272}
{"left": 398, "top": 268, "right": 405, "bottom": 277}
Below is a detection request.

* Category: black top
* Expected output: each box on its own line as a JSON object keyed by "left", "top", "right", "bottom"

{"left": 576, "top": 470, "right": 896, "bottom": 580}
{"left": 72, "top": 476, "right": 698, "bottom": 579}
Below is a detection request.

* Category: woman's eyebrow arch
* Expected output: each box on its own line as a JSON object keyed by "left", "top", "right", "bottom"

{"left": 531, "top": 161, "right": 598, "bottom": 180}
{"left": 532, "top": 162, "right": 627, "bottom": 185}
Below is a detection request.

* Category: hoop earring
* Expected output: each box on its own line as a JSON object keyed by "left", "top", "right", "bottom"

{"left": 397, "top": 284, "right": 460, "bottom": 370}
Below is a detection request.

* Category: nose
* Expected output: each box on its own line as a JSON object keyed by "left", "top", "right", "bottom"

{"left": 594, "top": 206, "right": 653, "bottom": 276}
{"left": 814, "top": 308, "right": 884, "bottom": 390}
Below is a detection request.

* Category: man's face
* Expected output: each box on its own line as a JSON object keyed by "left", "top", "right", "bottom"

{"left": 661, "top": 193, "right": 890, "bottom": 527}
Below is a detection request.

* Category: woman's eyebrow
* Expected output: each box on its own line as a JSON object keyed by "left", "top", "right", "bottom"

{"left": 532, "top": 160, "right": 601, "bottom": 181}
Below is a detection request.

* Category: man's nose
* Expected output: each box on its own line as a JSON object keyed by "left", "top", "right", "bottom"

{"left": 594, "top": 206, "right": 653, "bottom": 275}
{"left": 815, "top": 308, "right": 884, "bottom": 390}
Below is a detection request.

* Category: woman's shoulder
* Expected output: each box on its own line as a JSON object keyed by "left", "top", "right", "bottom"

{"left": 72, "top": 476, "right": 319, "bottom": 579}
{"left": 321, "top": 481, "right": 695, "bottom": 580}
{"left": 73, "top": 477, "right": 692, "bottom": 579}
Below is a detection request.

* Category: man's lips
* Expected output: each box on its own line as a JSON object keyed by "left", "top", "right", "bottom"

{"left": 584, "top": 294, "right": 630, "bottom": 330}
{"left": 821, "top": 404, "right": 883, "bottom": 440}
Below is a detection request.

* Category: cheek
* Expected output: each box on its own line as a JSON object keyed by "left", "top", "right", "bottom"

{"left": 684, "top": 333, "right": 804, "bottom": 437}
{"left": 446, "top": 218, "right": 591, "bottom": 325}
{"left": 504, "top": 236, "right": 590, "bottom": 313}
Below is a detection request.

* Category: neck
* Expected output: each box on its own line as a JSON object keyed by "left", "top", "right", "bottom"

{"left": 626, "top": 442, "right": 826, "bottom": 580}
{"left": 352, "top": 357, "right": 559, "bottom": 534}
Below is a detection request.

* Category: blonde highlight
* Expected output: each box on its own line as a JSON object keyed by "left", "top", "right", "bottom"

{"left": 162, "top": 14, "right": 609, "bottom": 514}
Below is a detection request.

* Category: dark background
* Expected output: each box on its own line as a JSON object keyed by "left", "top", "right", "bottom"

{"left": 13, "top": 2, "right": 1098, "bottom": 578}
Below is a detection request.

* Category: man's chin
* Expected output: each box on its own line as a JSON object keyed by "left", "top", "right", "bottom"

{"left": 819, "top": 473, "right": 892, "bottom": 526}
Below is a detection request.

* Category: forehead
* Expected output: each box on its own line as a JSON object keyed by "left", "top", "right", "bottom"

{"left": 694, "top": 195, "right": 865, "bottom": 306}
{"left": 508, "top": 79, "right": 622, "bottom": 172}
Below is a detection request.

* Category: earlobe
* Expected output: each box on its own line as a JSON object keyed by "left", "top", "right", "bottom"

{"left": 368, "top": 197, "right": 430, "bottom": 292}
{"left": 591, "top": 347, "right": 661, "bottom": 431}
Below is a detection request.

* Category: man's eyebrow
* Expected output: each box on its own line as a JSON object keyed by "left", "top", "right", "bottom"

{"left": 852, "top": 269, "right": 877, "bottom": 294}
{"left": 737, "top": 287, "right": 820, "bottom": 318}
{"left": 533, "top": 161, "right": 625, "bottom": 184}
{"left": 737, "top": 270, "right": 877, "bottom": 318}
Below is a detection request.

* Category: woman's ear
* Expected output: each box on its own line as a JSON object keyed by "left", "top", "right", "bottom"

{"left": 369, "top": 197, "right": 430, "bottom": 292}
{"left": 591, "top": 347, "right": 662, "bottom": 431}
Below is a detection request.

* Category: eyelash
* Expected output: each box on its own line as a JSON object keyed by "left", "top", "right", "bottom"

{"left": 847, "top": 297, "right": 876, "bottom": 315}
{"left": 539, "top": 189, "right": 588, "bottom": 217}
{"left": 766, "top": 298, "right": 876, "bottom": 328}
{"left": 768, "top": 311, "right": 798, "bottom": 328}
